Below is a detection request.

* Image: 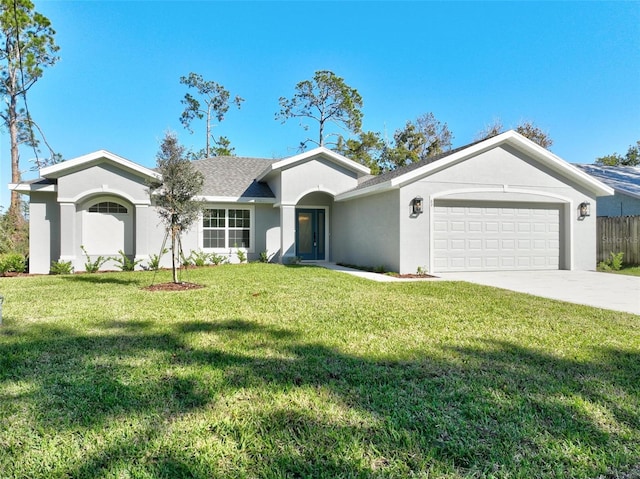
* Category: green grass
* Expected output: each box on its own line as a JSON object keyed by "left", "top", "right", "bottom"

{"left": 610, "top": 266, "right": 640, "bottom": 277}
{"left": 0, "top": 264, "right": 638, "bottom": 478}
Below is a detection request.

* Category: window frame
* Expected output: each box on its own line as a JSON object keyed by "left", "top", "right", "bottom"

{"left": 200, "top": 205, "right": 255, "bottom": 253}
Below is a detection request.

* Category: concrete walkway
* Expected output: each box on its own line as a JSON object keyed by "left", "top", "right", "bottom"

{"left": 318, "top": 263, "right": 640, "bottom": 315}
{"left": 436, "top": 270, "right": 640, "bottom": 315}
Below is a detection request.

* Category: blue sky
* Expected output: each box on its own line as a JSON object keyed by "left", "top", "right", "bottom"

{"left": 2, "top": 1, "right": 639, "bottom": 208}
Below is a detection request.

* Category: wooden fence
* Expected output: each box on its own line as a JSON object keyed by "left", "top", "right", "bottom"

{"left": 597, "top": 216, "right": 640, "bottom": 265}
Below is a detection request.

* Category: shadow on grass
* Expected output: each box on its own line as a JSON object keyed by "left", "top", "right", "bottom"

{"left": 62, "top": 274, "right": 142, "bottom": 286}
{"left": 0, "top": 319, "right": 638, "bottom": 477}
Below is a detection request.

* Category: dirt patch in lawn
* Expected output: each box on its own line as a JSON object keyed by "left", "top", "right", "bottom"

{"left": 143, "top": 282, "right": 204, "bottom": 292}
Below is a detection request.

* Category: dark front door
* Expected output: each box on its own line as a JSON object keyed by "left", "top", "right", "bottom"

{"left": 296, "top": 209, "right": 325, "bottom": 260}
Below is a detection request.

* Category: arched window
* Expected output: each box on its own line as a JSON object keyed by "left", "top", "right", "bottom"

{"left": 88, "top": 201, "right": 128, "bottom": 214}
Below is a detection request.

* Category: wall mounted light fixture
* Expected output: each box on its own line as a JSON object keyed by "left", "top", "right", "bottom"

{"left": 578, "top": 201, "right": 591, "bottom": 219}
{"left": 412, "top": 196, "right": 424, "bottom": 215}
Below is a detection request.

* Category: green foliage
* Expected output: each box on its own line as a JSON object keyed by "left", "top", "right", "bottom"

{"left": 276, "top": 70, "right": 363, "bottom": 148}
{"left": 476, "top": 119, "right": 553, "bottom": 149}
{"left": 80, "top": 245, "right": 109, "bottom": 273}
{"left": 148, "top": 131, "right": 204, "bottom": 283}
{"left": 209, "top": 253, "right": 226, "bottom": 265}
{"left": 595, "top": 140, "right": 640, "bottom": 167}
{"left": 258, "top": 251, "right": 270, "bottom": 263}
{"left": 180, "top": 72, "right": 243, "bottom": 157}
{"left": 236, "top": 248, "right": 247, "bottom": 264}
{"left": 112, "top": 250, "right": 142, "bottom": 272}
{"left": 0, "top": 252, "right": 26, "bottom": 274}
{"left": 598, "top": 251, "right": 625, "bottom": 272}
{"left": 49, "top": 259, "right": 72, "bottom": 275}
{"left": 0, "top": 205, "right": 28, "bottom": 256}
{"left": 515, "top": 120, "right": 553, "bottom": 149}
{"left": 334, "top": 130, "right": 384, "bottom": 174}
{"left": 0, "top": 0, "right": 61, "bottom": 207}
{"left": 188, "top": 250, "right": 211, "bottom": 267}
{"left": 145, "top": 248, "right": 168, "bottom": 271}
{"left": 386, "top": 113, "right": 453, "bottom": 168}
{"left": 416, "top": 265, "right": 428, "bottom": 276}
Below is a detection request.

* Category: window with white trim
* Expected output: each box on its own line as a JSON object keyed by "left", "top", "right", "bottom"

{"left": 202, "top": 207, "right": 252, "bottom": 249}
{"left": 88, "top": 201, "right": 128, "bottom": 214}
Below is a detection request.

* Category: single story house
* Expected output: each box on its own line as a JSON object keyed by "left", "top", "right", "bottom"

{"left": 11, "top": 130, "right": 613, "bottom": 275}
{"left": 574, "top": 164, "right": 640, "bottom": 217}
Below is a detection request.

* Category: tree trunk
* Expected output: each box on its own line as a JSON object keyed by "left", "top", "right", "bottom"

{"left": 171, "top": 230, "right": 178, "bottom": 284}
{"left": 8, "top": 83, "right": 21, "bottom": 214}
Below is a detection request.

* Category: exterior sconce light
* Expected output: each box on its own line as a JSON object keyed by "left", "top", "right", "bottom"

{"left": 412, "top": 196, "right": 424, "bottom": 215}
{"left": 578, "top": 201, "right": 591, "bottom": 219}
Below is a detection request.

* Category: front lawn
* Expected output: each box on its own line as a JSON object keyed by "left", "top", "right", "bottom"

{"left": 0, "top": 264, "right": 638, "bottom": 478}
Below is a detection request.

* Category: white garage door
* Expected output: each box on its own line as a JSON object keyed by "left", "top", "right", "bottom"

{"left": 433, "top": 203, "right": 560, "bottom": 272}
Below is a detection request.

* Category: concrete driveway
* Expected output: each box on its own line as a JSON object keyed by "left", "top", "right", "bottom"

{"left": 436, "top": 270, "right": 640, "bottom": 315}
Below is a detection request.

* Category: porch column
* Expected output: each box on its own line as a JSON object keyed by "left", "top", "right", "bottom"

{"left": 58, "top": 202, "right": 78, "bottom": 269}
{"left": 280, "top": 204, "right": 296, "bottom": 263}
{"left": 134, "top": 204, "right": 150, "bottom": 268}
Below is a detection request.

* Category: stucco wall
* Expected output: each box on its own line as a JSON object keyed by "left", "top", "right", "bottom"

{"left": 28, "top": 192, "right": 60, "bottom": 274}
{"left": 279, "top": 158, "right": 359, "bottom": 205}
{"left": 333, "top": 189, "right": 400, "bottom": 272}
{"left": 396, "top": 145, "right": 599, "bottom": 272}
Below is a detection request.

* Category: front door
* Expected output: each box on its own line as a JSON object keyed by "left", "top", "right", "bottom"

{"left": 296, "top": 209, "right": 325, "bottom": 260}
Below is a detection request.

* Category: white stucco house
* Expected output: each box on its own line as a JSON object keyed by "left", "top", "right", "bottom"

{"left": 11, "top": 130, "right": 613, "bottom": 275}
{"left": 574, "top": 164, "right": 640, "bottom": 217}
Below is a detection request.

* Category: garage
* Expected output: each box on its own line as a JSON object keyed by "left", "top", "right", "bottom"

{"left": 433, "top": 202, "right": 561, "bottom": 272}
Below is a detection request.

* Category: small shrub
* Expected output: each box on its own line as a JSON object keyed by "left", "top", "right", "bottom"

{"left": 80, "top": 245, "right": 110, "bottom": 273}
{"left": 236, "top": 249, "right": 247, "bottom": 264}
{"left": 0, "top": 253, "right": 26, "bottom": 275}
{"left": 112, "top": 250, "right": 142, "bottom": 272}
{"left": 416, "top": 266, "right": 428, "bottom": 276}
{"left": 146, "top": 248, "right": 168, "bottom": 271}
{"left": 374, "top": 265, "right": 386, "bottom": 273}
{"left": 189, "top": 250, "right": 211, "bottom": 267}
{"left": 210, "top": 253, "right": 226, "bottom": 266}
{"left": 598, "top": 251, "right": 624, "bottom": 272}
{"left": 50, "top": 260, "right": 73, "bottom": 275}
{"left": 259, "top": 251, "right": 270, "bottom": 263}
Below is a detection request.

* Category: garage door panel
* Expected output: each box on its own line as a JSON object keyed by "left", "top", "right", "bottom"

{"left": 434, "top": 204, "right": 560, "bottom": 272}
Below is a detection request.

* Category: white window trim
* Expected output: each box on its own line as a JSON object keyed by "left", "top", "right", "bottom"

{"left": 199, "top": 204, "right": 255, "bottom": 253}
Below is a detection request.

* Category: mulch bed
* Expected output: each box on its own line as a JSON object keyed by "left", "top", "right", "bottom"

{"left": 390, "top": 273, "right": 437, "bottom": 279}
{"left": 142, "top": 282, "right": 204, "bottom": 292}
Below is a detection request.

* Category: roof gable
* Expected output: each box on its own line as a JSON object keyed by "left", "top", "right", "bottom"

{"left": 337, "top": 130, "right": 614, "bottom": 200}
{"left": 574, "top": 164, "right": 640, "bottom": 200}
{"left": 256, "top": 146, "right": 370, "bottom": 181}
{"left": 40, "top": 150, "right": 160, "bottom": 181}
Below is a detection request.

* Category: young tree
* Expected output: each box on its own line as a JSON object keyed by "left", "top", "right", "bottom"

{"left": 595, "top": 140, "right": 640, "bottom": 167}
{"left": 148, "top": 132, "right": 204, "bottom": 284}
{"left": 179, "top": 72, "right": 243, "bottom": 158}
{"left": 0, "top": 0, "right": 59, "bottom": 221}
{"left": 276, "top": 70, "right": 363, "bottom": 149}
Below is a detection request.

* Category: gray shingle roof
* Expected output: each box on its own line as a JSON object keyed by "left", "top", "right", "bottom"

{"left": 191, "top": 156, "right": 277, "bottom": 198}
{"left": 574, "top": 164, "right": 640, "bottom": 199}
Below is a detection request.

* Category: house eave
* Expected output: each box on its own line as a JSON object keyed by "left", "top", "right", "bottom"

{"left": 338, "top": 130, "right": 615, "bottom": 201}
{"left": 197, "top": 195, "right": 276, "bottom": 204}
{"left": 9, "top": 182, "right": 57, "bottom": 193}
{"left": 256, "top": 146, "right": 370, "bottom": 182}
{"left": 40, "top": 149, "right": 161, "bottom": 181}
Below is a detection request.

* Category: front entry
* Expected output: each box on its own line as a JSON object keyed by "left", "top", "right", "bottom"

{"left": 295, "top": 209, "right": 325, "bottom": 260}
